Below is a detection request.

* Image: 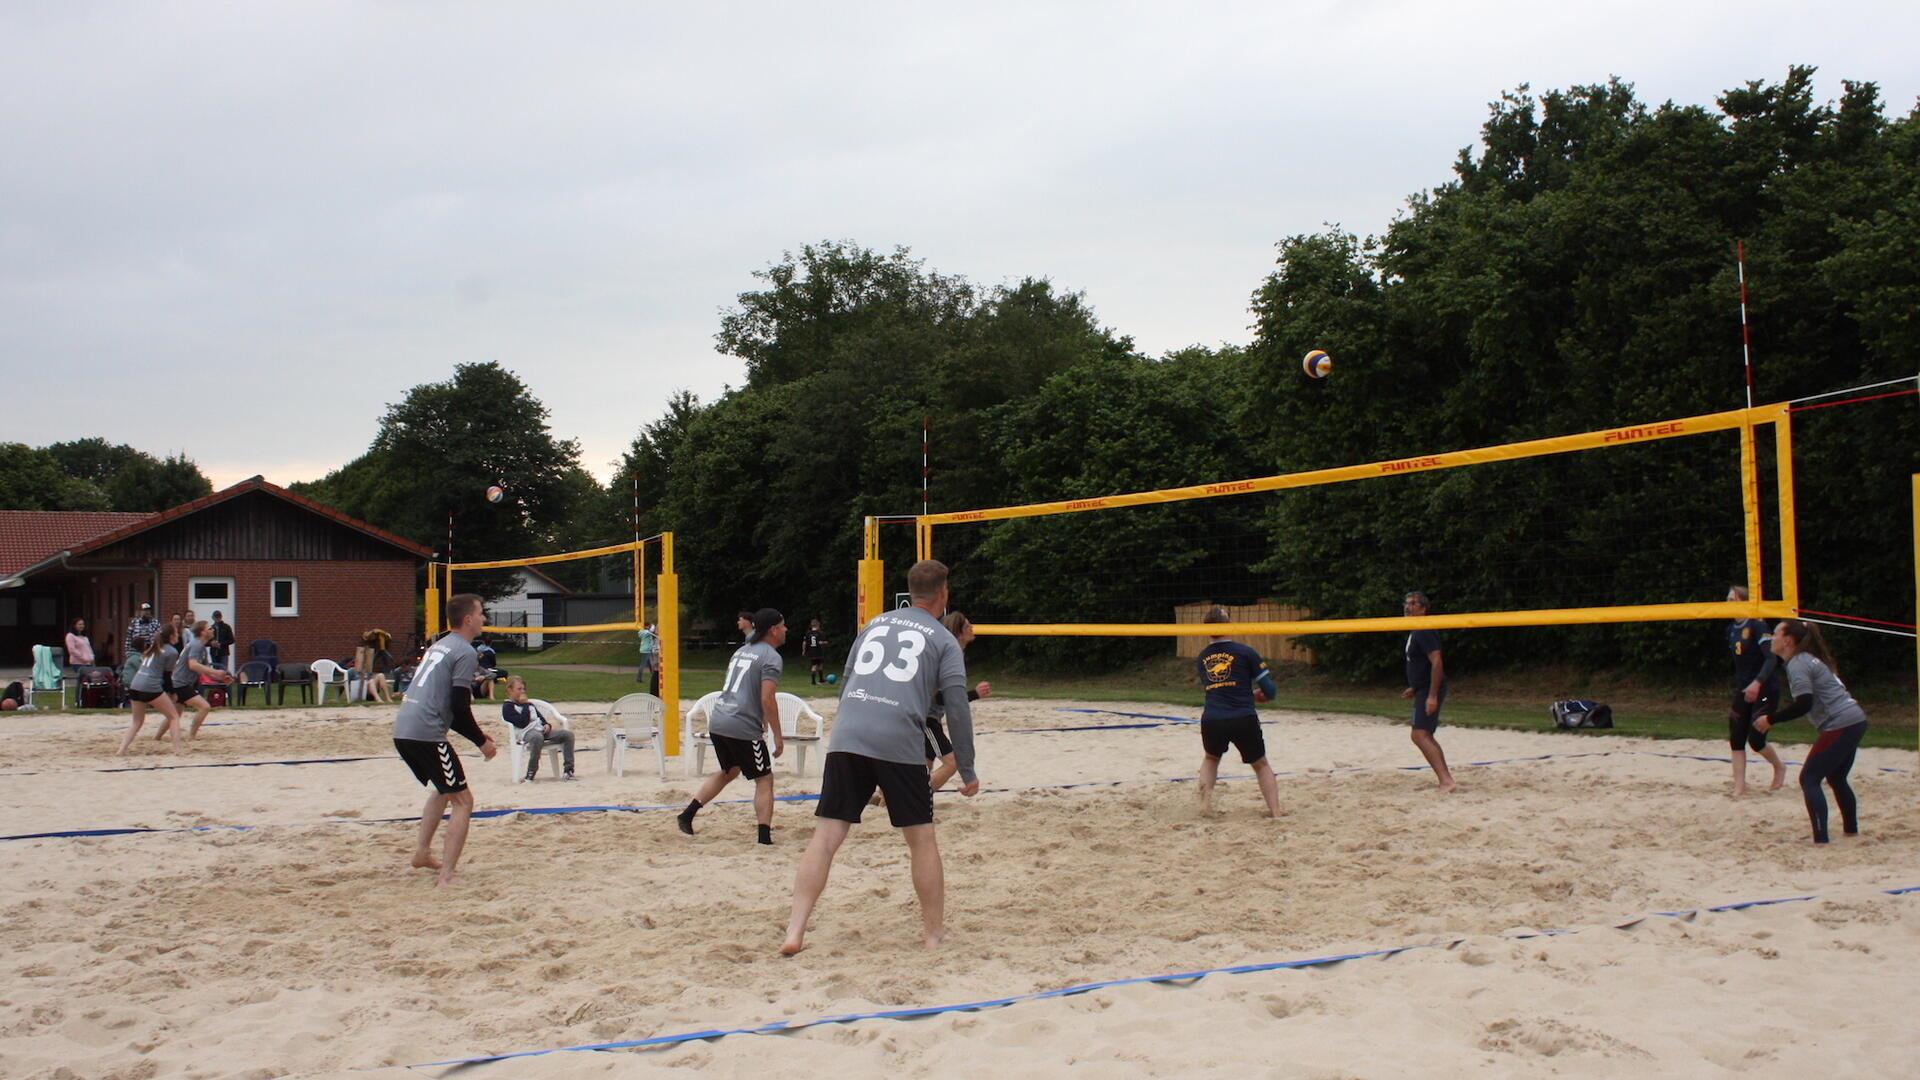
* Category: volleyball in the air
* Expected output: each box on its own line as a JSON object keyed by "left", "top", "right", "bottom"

{"left": 485, "top": 484, "right": 505, "bottom": 504}
{"left": 1302, "top": 349, "right": 1333, "bottom": 379}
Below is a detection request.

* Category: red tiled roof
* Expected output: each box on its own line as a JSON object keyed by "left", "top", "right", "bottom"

{"left": 0, "top": 511, "right": 153, "bottom": 578}
{"left": 67, "top": 476, "right": 434, "bottom": 560}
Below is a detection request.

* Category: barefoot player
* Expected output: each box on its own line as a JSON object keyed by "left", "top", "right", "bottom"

{"left": 1195, "top": 607, "right": 1282, "bottom": 816}
{"left": 1401, "top": 591, "right": 1456, "bottom": 792}
{"left": 678, "top": 608, "right": 787, "bottom": 845}
{"left": 171, "top": 620, "right": 231, "bottom": 741}
{"left": 783, "top": 559, "right": 980, "bottom": 955}
{"left": 392, "top": 593, "right": 498, "bottom": 887}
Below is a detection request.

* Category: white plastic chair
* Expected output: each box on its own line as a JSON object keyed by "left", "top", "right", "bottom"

{"left": 506, "top": 700, "right": 569, "bottom": 783}
{"left": 686, "top": 690, "right": 722, "bottom": 777}
{"left": 310, "top": 659, "right": 351, "bottom": 704}
{"left": 603, "top": 692, "right": 667, "bottom": 780}
{"left": 775, "top": 692, "right": 826, "bottom": 777}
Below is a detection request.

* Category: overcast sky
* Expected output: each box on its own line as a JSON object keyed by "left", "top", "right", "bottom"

{"left": 4, "top": 2, "right": 1915, "bottom": 489}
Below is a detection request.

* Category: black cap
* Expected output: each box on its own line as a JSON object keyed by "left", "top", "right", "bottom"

{"left": 751, "top": 608, "right": 785, "bottom": 640}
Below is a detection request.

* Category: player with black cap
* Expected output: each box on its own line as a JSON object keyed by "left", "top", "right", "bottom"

{"left": 679, "top": 607, "right": 787, "bottom": 844}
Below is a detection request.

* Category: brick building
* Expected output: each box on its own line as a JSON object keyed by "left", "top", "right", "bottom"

{"left": 0, "top": 477, "right": 429, "bottom": 667}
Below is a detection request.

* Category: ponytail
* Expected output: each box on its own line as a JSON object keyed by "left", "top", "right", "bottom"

{"left": 1777, "top": 619, "right": 1839, "bottom": 676}
{"left": 143, "top": 623, "right": 178, "bottom": 660}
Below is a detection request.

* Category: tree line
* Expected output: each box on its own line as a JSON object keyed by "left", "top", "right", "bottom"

{"left": 284, "top": 67, "right": 1918, "bottom": 683}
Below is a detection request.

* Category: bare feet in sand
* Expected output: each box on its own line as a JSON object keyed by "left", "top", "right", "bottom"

{"left": 1438, "top": 780, "right": 1459, "bottom": 794}
{"left": 411, "top": 853, "right": 442, "bottom": 871}
{"left": 923, "top": 929, "right": 946, "bottom": 950}
{"left": 779, "top": 936, "right": 805, "bottom": 956}
{"left": 434, "top": 871, "right": 460, "bottom": 888}
{"left": 1770, "top": 771, "right": 1787, "bottom": 791}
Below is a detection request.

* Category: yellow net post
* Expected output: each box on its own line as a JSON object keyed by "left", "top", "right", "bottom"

{"left": 424, "top": 564, "right": 442, "bottom": 639}
{"left": 1911, "top": 474, "right": 1918, "bottom": 769}
{"left": 1774, "top": 406, "right": 1800, "bottom": 612}
{"left": 858, "top": 516, "right": 884, "bottom": 625}
{"left": 657, "top": 532, "right": 681, "bottom": 758}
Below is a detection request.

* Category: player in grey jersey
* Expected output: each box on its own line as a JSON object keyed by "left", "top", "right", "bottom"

{"left": 392, "top": 593, "right": 498, "bottom": 887}
{"left": 782, "top": 559, "right": 982, "bottom": 956}
{"left": 678, "top": 608, "right": 788, "bottom": 844}
{"left": 168, "top": 620, "right": 233, "bottom": 741}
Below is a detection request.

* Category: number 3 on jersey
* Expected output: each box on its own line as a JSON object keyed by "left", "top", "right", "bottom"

{"left": 851, "top": 625, "right": 926, "bottom": 682}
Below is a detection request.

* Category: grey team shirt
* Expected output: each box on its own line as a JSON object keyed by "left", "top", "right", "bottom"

{"left": 393, "top": 635, "right": 479, "bottom": 742}
{"left": 1784, "top": 652, "right": 1866, "bottom": 733}
{"left": 172, "top": 638, "right": 212, "bottom": 687}
{"left": 129, "top": 645, "right": 177, "bottom": 693}
{"left": 831, "top": 607, "right": 977, "bottom": 783}
{"left": 706, "top": 641, "right": 784, "bottom": 741}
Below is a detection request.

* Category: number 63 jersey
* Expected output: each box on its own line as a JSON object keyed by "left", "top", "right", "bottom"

{"left": 831, "top": 606, "right": 968, "bottom": 766}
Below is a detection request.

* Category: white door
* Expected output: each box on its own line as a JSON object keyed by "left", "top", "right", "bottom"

{"left": 187, "top": 577, "right": 236, "bottom": 668}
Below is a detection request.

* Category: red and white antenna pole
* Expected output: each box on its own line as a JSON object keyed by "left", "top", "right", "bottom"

{"left": 1737, "top": 240, "right": 1755, "bottom": 409}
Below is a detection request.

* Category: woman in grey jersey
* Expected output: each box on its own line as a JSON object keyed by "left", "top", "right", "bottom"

{"left": 168, "top": 621, "right": 232, "bottom": 741}
{"left": 118, "top": 623, "right": 184, "bottom": 755}
{"left": 1754, "top": 620, "right": 1870, "bottom": 844}
{"left": 927, "top": 612, "right": 991, "bottom": 793}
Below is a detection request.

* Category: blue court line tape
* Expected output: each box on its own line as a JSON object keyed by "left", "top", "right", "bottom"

{"left": 6, "top": 747, "right": 1900, "bottom": 844}
{"left": 95, "top": 755, "right": 383, "bottom": 773}
{"left": 1054, "top": 707, "right": 1196, "bottom": 724}
{"left": 405, "top": 883, "right": 1920, "bottom": 1069}
{"left": 4, "top": 744, "right": 608, "bottom": 779}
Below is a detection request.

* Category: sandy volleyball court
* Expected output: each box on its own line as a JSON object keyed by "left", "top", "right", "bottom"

{"left": 2, "top": 696, "right": 1916, "bottom": 1078}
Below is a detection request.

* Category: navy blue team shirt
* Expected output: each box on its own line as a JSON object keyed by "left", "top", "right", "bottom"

{"left": 1198, "top": 639, "right": 1270, "bottom": 721}
{"left": 1727, "top": 618, "right": 1773, "bottom": 688}
{"left": 1405, "top": 629, "right": 1443, "bottom": 692}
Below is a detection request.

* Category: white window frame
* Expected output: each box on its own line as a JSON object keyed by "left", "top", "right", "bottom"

{"left": 269, "top": 577, "right": 300, "bottom": 617}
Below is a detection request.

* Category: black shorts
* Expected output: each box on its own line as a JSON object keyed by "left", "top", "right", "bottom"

{"left": 1201, "top": 714, "right": 1267, "bottom": 764}
{"left": 171, "top": 685, "right": 204, "bottom": 705}
{"left": 817, "top": 752, "right": 933, "bottom": 828}
{"left": 924, "top": 715, "right": 954, "bottom": 761}
{"left": 711, "top": 733, "right": 773, "bottom": 780}
{"left": 395, "top": 738, "right": 468, "bottom": 794}
{"left": 1729, "top": 689, "right": 1777, "bottom": 752}
{"left": 129, "top": 688, "right": 164, "bottom": 704}
{"left": 1411, "top": 685, "right": 1447, "bottom": 732}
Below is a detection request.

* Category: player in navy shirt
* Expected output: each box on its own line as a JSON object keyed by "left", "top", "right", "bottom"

{"left": 1194, "top": 607, "right": 1281, "bottom": 817}
{"left": 1401, "top": 591, "right": 1456, "bottom": 793}
{"left": 1723, "top": 585, "right": 1786, "bottom": 796}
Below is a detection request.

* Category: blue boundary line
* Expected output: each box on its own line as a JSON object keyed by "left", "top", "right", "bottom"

{"left": 404, "top": 883, "right": 1920, "bottom": 1069}
{"left": 8, "top": 746, "right": 1906, "bottom": 843}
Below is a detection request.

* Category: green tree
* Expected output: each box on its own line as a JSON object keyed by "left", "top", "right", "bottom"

{"left": 0, "top": 444, "right": 112, "bottom": 511}
{"left": 44, "top": 438, "right": 213, "bottom": 511}
{"left": 295, "top": 362, "right": 587, "bottom": 600}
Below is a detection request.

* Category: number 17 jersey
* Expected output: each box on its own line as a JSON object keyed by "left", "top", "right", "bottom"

{"left": 830, "top": 606, "right": 967, "bottom": 767}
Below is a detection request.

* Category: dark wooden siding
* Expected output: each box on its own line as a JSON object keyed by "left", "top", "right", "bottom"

{"left": 87, "top": 491, "right": 416, "bottom": 562}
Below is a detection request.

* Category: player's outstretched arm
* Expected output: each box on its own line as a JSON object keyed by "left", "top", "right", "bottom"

{"left": 944, "top": 684, "right": 980, "bottom": 795}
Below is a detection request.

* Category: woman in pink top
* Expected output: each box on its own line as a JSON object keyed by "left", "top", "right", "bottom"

{"left": 65, "top": 618, "right": 95, "bottom": 667}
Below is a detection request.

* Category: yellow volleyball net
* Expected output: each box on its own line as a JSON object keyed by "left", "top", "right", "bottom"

{"left": 860, "top": 404, "right": 1802, "bottom": 649}
{"left": 425, "top": 532, "right": 681, "bottom": 755}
